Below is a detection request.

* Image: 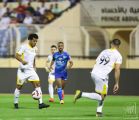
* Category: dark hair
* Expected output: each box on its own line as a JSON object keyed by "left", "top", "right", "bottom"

{"left": 51, "top": 45, "right": 57, "bottom": 48}
{"left": 28, "top": 33, "right": 38, "bottom": 40}
{"left": 57, "top": 42, "right": 64, "bottom": 45}
{"left": 111, "top": 39, "right": 121, "bottom": 46}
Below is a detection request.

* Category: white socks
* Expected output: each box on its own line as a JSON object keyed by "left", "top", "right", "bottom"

{"left": 82, "top": 92, "right": 102, "bottom": 101}
{"left": 48, "top": 84, "right": 54, "bottom": 98}
{"left": 97, "top": 100, "right": 104, "bottom": 113}
{"left": 14, "top": 88, "right": 20, "bottom": 104}
{"left": 35, "top": 87, "right": 43, "bottom": 104}
{"left": 14, "top": 87, "right": 43, "bottom": 104}
{"left": 82, "top": 92, "right": 104, "bottom": 113}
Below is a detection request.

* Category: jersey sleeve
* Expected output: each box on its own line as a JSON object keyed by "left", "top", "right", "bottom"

{"left": 69, "top": 56, "right": 71, "bottom": 60}
{"left": 16, "top": 45, "right": 25, "bottom": 55}
{"left": 67, "top": 53, "right": 71, "bottom": 61}
{"left": 47, "top": 55, "right": 51, "bottom": 62}
{"left": 115, "top": 54, "right": 122, "bottom": 64}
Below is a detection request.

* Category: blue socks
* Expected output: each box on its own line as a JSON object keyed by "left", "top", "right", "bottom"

{"left": 57, "top": 88, "right": 63, "bottom": 100}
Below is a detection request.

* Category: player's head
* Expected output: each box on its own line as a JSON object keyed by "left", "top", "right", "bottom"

{"left": 57, "top": 42, "right": 64, "bottom": 52}
{"left": 28, "top": 33, "right": 38, "bottom": 47}
{"left": 51, "top": 45, "right": 57, "bottom": 54}
{"left": 110, "top": 39, "right": 121, "bottom": 48}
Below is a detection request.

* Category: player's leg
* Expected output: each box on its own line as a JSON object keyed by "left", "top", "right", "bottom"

{"left": 74, "top": 74, "right": 103, "bottom": 103}
{"left": 55, "top": 72, "right": 63, "bottom": 103}
{"left": 90, "top": 73, "right": 108, "bottom": 117}
{"left": 31, "top": 81, "right": 42, "bottom": 104}
{"left": 61, "top": 80, "right": 67, "bottom": 100}
{"left": 14, "top": 84, "right": 23, "bottom": 109}
{"left": 48, "top": 79, "right": 54, "bottom": 102}
{"left": 14, "top": 69, "right": 25, "bottom": 109}
{"left": 61, "top": 71, "right": 68, "bottom": 101}
{"left": 91, "top": 74, "right": 108, "bottom": 117}
{"left": 56, "top": 78, "right": 64, "bottom": 104}
{"left": 48, "top": 74, "right": 55, "bottom": 102}
{"left": 96, "top": 94, "right": 106, "bottom": 117}
{"left": 81, "top": 75, "right": 106, "bottom": 101}
{"left": 74, "top": 90, "right": 102, "bottom": 103}
{"left": 29, "top": 70, "right": 50, "bottom": 109}
{"left": 74, "top": 90, "right": 103, "bottom": 117}
{"left": 31, "top": 81, "right": 50, "bottom": 109}
{"left": 95, "top": 81, "right": 108, "bottom": 117}
{"left": 74, "top": 74, "right": 108, "bottom": 117}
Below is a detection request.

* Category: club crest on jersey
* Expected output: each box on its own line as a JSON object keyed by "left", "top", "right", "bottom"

{"left": 63, "top": 56, "right": 67, "bottom": 59}
{"left": 59, "top": 58, "right": 63, "bottom": 60}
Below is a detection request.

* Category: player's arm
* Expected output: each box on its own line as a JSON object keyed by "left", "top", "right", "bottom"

{"left": 45, "top": 57, "right": 51, "bottom": 72}
{"left": 113, "top": 63, "right": 121, "bottom": 94}
{"left": 67, "top": 55, "right": 73, "bottom": 69}
{"left": 34, "top": 58, "right": 36, "bottom": 68}
{"left": 33, "top": 58, "right": 37, "bottom": 71}
{"left": 49, "top": 54, "right": 55, "bottom": 70}
{"left": 15, "top": 53, "right": 27, "bottom": 65}
{"left": 50, "top": 60, "right": 54, "bottom": 70}
{"left": 67, "top": 59, "right": 73, "bottom": 69}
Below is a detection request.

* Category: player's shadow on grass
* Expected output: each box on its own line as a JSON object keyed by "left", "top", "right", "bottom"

{"left": 83, "top": 113, "right": 119, "bottom": 117}
{"left": 103, "top": 114, "right": 119, "bottom": 117}
{"left": 13, "top": 107, "right": 38, "bottom": 110}
{"left": 12, "top": 106, "right": 45, "bottom": 110}
{"left": 83, "top": 114, "right": 96, "bottom": 117}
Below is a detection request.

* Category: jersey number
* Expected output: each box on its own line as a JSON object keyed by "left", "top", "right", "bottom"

{"left": 99, "top": 56, "right": 110, "bottom": 65}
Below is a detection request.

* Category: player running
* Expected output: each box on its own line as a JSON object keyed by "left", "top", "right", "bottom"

{"left": 50, "top": 42, "right": 73, "bottom": 104}
{"left": 74, "top": 39, "right": 122, "bottom": 117}
{"left": 14, "top": 33, "right": 50, "bottom": 109}
{"left": 45, "top": 45, "right": 57, "bottom": 102}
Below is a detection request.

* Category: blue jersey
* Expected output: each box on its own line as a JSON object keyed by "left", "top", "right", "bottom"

{"left": 53, "top": 51, "right": 70, "bottom": 73}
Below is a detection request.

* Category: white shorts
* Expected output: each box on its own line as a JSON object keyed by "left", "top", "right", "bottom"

{"left": 91, "top": 73, "right": 108, "bottom": 95}
{"left": 17, "top": 68, "right": 40, "bottom": 85}
{"left": 48, "top": 72, "right": 55, "bottom": 82}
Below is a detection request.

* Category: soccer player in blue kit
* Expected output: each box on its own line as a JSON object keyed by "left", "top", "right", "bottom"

{"left": 50, "top": 42, "right": 73, "bottom": 104}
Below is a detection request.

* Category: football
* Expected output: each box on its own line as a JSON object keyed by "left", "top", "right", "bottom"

{"left": 32, "top": 90, "right": 41, "bottom": 100}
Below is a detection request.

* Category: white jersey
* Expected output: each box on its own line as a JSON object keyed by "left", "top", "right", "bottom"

{"left": 47, "top": 54, "right": 55, "bottom": 73}
{"left": 16, "top": 44, "right": 37, "bottom": 70}
{"left": 91, "top": 48, "right": 122, "bottom": 79}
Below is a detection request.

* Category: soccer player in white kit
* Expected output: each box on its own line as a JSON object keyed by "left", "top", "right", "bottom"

{"left": 14, "top": 33, "right": 50, "bottom": 109}
{"left": 74, "top": 39, "right": 122, "bottom": 117}
{"left": 45, "top": 45, "right": 57, "bottom": 102}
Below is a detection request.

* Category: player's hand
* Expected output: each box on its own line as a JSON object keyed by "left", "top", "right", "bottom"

{"left": 45, "top": 67, "right": 51, "bottom": 72}
{"left": 49, "top": 66, "right": 54, "bottom": 72}
{"left": 22, "top": 61, "right": 28, "bottom": 65}
{"left": 67, "top": 65, "right": 71, "bottom": 69}
{"left": 113, "top": 83, "right": 119, "bottom": 94}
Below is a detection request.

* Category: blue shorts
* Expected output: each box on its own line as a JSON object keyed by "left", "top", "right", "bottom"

{"left": 55, "top": 71, "right": 68, "bottom": 80}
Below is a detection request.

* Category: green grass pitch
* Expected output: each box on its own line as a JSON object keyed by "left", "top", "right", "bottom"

{"left": 0, "top": 94, "right": 138, "bottom": 120}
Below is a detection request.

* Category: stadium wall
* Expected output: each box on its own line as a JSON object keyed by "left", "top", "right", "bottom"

{"left": 1, "top": 58, "right": 139, "bottom": 68}
{"left": 0, "top": 68, "right": 138, "bottom": 95}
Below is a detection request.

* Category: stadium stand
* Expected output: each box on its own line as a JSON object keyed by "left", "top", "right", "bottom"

{"left": 0, "top": 0, "right": 80, "bottom": 57}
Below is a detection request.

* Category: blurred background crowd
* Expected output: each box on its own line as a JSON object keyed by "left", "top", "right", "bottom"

{"left": 0, "top": 0, "right": 78, "bottom": 25}
{"left": 0, "top": 0, "right": 80, "bottom": 56}
{"left": 1, "top": 0, "right": 66, "bottom": 2}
